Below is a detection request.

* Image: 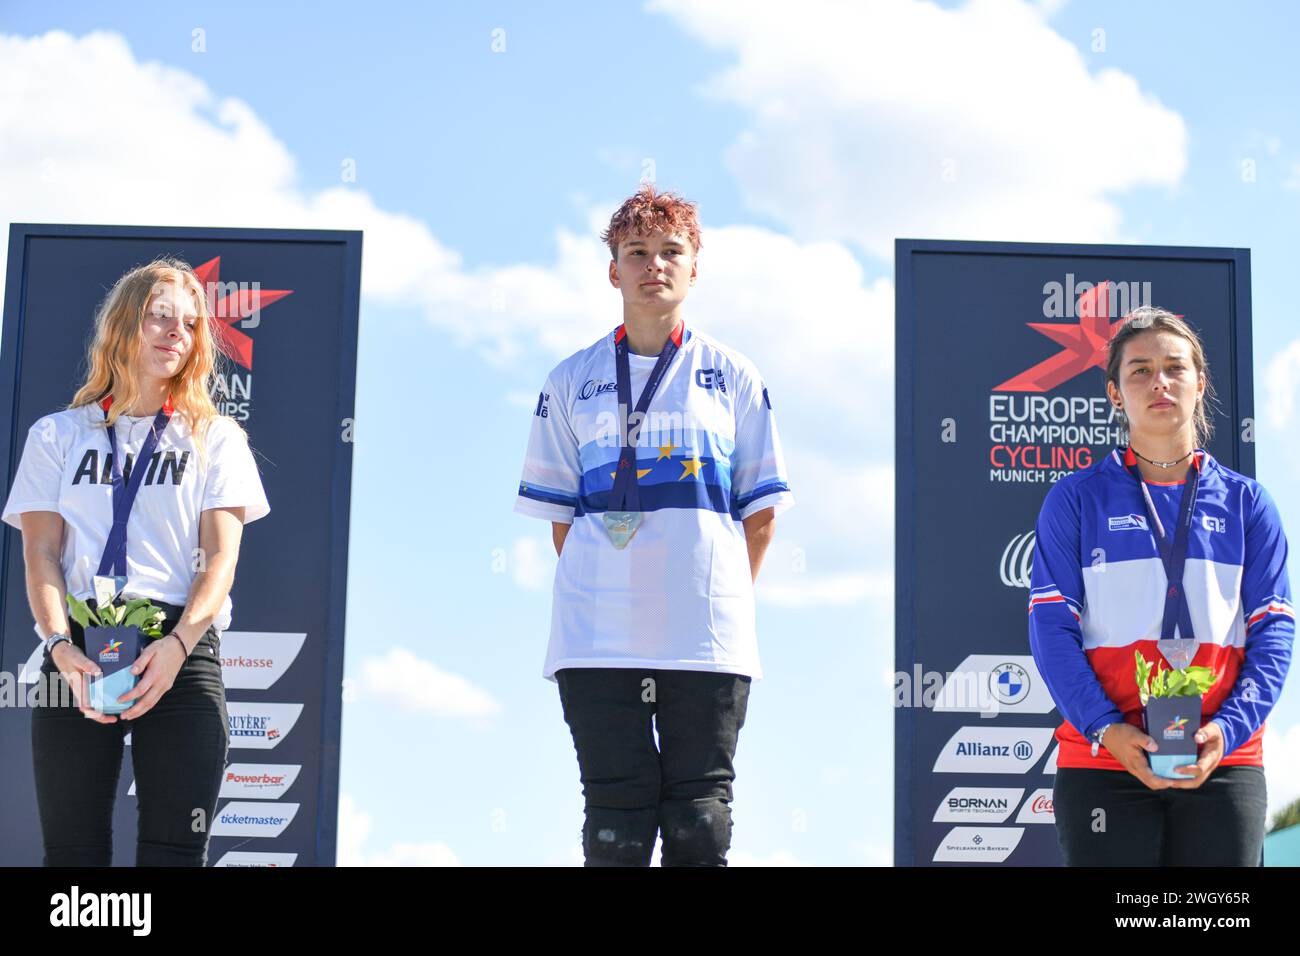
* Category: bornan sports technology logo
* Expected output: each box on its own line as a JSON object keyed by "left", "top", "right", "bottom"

{"left": 988, "top": 280, "right": 1160, "bottom": 485}
{"left": 1109, "top": 514, "right": 1150, "bottom": 531}
{"left": 194, "top": 257, "right": 293, "bottom": 422}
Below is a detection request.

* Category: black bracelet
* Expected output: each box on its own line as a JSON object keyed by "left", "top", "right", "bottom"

{"left": 168, "top": 632, "right": 189, "bottom": 656}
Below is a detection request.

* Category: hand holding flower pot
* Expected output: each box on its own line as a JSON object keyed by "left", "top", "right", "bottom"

{"left": 1134, "top": 650, "right": 1219, "bottom": 780}
{"left": 66, "top": 592, "right": 167, "bottom": 715}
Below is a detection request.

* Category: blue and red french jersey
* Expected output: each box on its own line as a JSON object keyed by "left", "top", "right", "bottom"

{"left": 1028, "top": 447, "right": 1294, "bottom": 770}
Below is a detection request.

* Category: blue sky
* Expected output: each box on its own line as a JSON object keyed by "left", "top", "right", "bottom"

{"left": 2, "top": 0, "right": 1299, "bottom": 865}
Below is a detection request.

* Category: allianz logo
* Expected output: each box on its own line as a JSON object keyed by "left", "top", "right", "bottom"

{"left": 956, "top": 740, "right": 1036, "bottom": 760}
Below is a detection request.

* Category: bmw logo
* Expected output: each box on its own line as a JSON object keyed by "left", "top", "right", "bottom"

{"left": 990, "top": 662, "right": 1030, "bottom": 705}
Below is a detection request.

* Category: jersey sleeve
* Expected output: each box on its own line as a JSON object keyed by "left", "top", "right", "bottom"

{"left": 2, "top": 416, "right": 66, "bottom": 530}
{"left": 201, "top": 419, "right": 271, "bottom": 524}
{"left": 514, "top": 375, "right": 581, "bottom": 523}
{"left": 1028, "top": 477, "right": 1124, "bottom": 740}
{"left": 729, "top": 364, "right": 794, "bottom": 520}
{"left": 1211, "top": 482, "right": 1294, "bottom": 755}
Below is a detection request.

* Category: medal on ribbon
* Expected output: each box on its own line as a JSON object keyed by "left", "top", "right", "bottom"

{"left": 1124, "top": 447, "right": 1203, "bottom": 668}
{"left": 602, "top": 511, "right": 644, "bottom": 549}
{"left": 602, "top": 322, "right": 683, "bottom": 549}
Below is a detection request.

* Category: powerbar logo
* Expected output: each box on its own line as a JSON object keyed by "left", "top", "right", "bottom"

{"left": 49, "top": 886, "right": 150, "bottom": 936}
{"left": 219, "top": 763, "right": 301, "bottom": 799}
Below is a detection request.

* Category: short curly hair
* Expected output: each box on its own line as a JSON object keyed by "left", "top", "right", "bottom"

{"left": 600, "top": 184, "right": 702, "bottom": 261}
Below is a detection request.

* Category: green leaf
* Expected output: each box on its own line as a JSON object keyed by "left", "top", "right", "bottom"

{"left": 122, "top": 605, "right": 153, "bottom": 629}
{"left": 1135, "top": 651, "right": 1152, "bottom": 707}
{"left": 1186, "top": 666, "right": 1218, "bottom": 695}
{"left": 65, "top": 594, "right": 92, "bottom": 629}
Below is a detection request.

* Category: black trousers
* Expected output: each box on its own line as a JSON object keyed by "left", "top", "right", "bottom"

{"left": 1052, "top": 765, "right": 1268, "bottom": 866}
{"left": 555, "top": 666, "right": 751, "bottom": 867}
{"left": 31, "top": 602, "right": 229, "bottom": 867}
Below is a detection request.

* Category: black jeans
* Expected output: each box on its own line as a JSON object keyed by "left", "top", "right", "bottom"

{"left": 555, "top": 667, "right": 751, "bottom": 867}
{"left": 31, "top": 601, "right": 230, "bottom": 867}
{"left": 1052, "top": 765, "right": 1268, "bottom": 866}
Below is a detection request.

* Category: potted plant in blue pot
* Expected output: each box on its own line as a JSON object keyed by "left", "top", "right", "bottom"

{"left": 1135, "top": 650, "right": 1219, "bottom": 779}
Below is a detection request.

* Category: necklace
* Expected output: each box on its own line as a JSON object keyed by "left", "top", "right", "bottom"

{"left": 1129, "top": 445, "right": 1193, "bottom": 469}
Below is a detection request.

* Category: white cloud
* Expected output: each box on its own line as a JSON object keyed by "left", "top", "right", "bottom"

{"left": 510, "top": 535, "right": 556, "bottom": 592}
{"left": 648, "top": 0, "right": 1187, "bottom": 259}
{"left": 0, "top": 28, "right": 897, "bottom": 610}
{"left": 337, "top": 794, "right": 461, "bottom": 867}
{"left": 1262, "top": 338, "right": 1300, "bottom": 432}
{"left": 356, "top": 647, "right": 501, "bottom": 717}
{"left": 758, "top": 566, "right": 892, "bottom": 608}
{"left": 1264, "top": 722, "right": 1300, "bottom": 824}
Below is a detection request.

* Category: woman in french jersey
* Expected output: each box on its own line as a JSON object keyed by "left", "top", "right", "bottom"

{"left": 2, "top": 258, "right": 270, "bottom": 866}
{"left": 1029, "top": 306, "right": 1293, "bottom": 866}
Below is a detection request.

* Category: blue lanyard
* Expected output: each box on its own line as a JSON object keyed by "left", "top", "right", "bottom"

{"left": 1123, "top": 447, "right": 1201, "bottom": 643}
{"left": 96, "top": 396, "right": 173, "bottom": 577}
{"left": 609, "top": 321, "right": 683, "bottom": 512}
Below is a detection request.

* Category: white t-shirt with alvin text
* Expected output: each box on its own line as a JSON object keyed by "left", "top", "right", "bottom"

{"left": 514, "top": 322, "right": 794, "bottom": 681}
{"left": 2, "top": 404, "right": 270, "bottom": 632}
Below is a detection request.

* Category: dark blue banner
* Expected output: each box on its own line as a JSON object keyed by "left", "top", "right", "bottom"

{"left": 894, "top": 239, "right": 1253, "bottom": 865}
{"left": 0, "top": 224, "right": 361, "bottom": 866}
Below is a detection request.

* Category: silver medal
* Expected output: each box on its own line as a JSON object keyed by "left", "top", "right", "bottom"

{"left": 602, "top": 511, "right": 644, "bottom": 549}
{"left": 1156, "top": 638, "right": 1196, "bottom": 670}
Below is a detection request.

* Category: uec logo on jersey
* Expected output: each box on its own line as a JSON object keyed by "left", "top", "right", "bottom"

{"left": 695, "top": 369, "right": 727, "bottom": 392}
{"left": 578, "top": 379, "right": 618, "bottom": 401}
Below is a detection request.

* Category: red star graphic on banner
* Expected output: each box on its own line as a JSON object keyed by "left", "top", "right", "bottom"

{"left": 994, "top": 282, "right": 1126, "bottom": 392}
{"left": 193, "top": 257, "right": 293, "bottom": 370}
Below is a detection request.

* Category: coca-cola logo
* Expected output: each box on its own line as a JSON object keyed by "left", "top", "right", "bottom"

{"left": 1031, "top": 794, "right": 1054, "bottom": 814}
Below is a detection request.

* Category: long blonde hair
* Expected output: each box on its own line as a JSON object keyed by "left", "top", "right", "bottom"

{"left": 70, "top": 257, "right": 233, "bottom": 465}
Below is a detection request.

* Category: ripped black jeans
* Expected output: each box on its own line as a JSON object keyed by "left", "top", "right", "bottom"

{"left": 555, "top": 667, "right": 751, "bottom": 867}
{"left": 30, "top": 601, "right": 230, "bottom": 867}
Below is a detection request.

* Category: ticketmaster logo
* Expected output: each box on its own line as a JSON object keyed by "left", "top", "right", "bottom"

{"left": 211, "top": 801, "right": 301, "bottom": 837}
